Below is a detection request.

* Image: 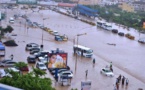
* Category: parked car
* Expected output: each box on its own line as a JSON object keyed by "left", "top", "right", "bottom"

{"left": 0, "top": 59, "right": 12, "bottom": 65}
{"left": 0, "top": 67, "right": 20, "bottom": 78}
{"left": 38, "top": 56, "right": 48, "bottom": 64}
{"left": 27, "top": 55, "right": 36, "bottom": 63}
{"left": 57, "top": 70, "right": 73, "bottom": 78}
{"left": 0, "top": 61, "right": 17, "bottom": 67}
{"left": 112, "top": 29, "right": 118, "bottom": 34}
{"left": 118, "top": 32, "right": 124, "bottom": 36}
{"left": 50, "top": 31, "right": 59, "bottom": 36}
{"left": 25, "top": 43, "right": 39, "bottom": 51}
{"left": 100, "top": 68, "right": 114, "bottom": 77}
{"left": 19, "top": 66, "right": 29, "bottom": 71}
{"left": 55, "top": 35, "right": 63, "bottom": 41}
{"left": 30, "top": 47, "right": 40, "bottom": 51}
{"left": 51, "top": 69, "right": 69, "bottom": 75}
{"left": 36, "top": 62, "right": 47, "bottom": 70}
{"left": 30, "top": 49, "right": 40, "bottom": 54}
{"left": 138, "top": 38, "right": 145, "bottom": 44}
{"left": 125, "top": 33, "right": 135, "bottom": 40}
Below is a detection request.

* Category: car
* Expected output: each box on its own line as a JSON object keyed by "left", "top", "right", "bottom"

{"left": 112, "top": 29, "right": 118, "bottom": 34}
{"left": 51, "top": 69, "right": 69, "bottom": 75}
{"left": 36, "top": 62, "right": 47, "bottom": 70}
{"left": 50, "top": 31, "right": 59, "bottom": 36}
{"left": 27, "top": 55, "right": 36, "bottom": 63}
{"left": 0, "top": 61, "right": 17, "bottom": 67}
{"left": 100, "top": 68, "right": 114, "bottom": 77}
{"left": 38, "top": 56, "right": 48, "bottom": 64}
{"left": 138, "top": 38, "right": 145, "bottom": 44}
{"left": 55, "top": 35, "right": 63, "bottom": 41}
{"left": 25, "top": 43, "right": 39, "bottom": 51}
{"left": 0, "top": 67, "right": 20, "bottom": 78}
{"left": 30, "top": 49, "right": 40, "bottom": 54}
{"left": 0, "top": 59, "right": 12, "bottom": 65}
{"left": 34, "top": 50, "right": 50, "bottom": 58}
{"left": 57, "top": 70, "right": 73, "bottom": 78}
{"left": 118, "top": 32, "right": 124, "bottom": 36}
{"left": 30, "top": 47, "right": 40, "bottom": 51}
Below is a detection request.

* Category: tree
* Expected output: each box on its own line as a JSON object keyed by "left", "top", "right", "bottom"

{"left": 32, "top": 66, "right": 46, "bottom": 77}
{"left": 4, "top": 25, "right": 14, "bottom": 33}
{"left": 0, "top": 67, "right": 55, "bottom": 90}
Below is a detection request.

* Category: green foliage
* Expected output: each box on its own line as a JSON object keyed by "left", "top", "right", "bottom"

{"left": 4, "top": 25, "right": 14, "bottom": 33}
{"left": 14, "top": 62, "right": 28, "bottom": 69}
{"left": 32, "top": 66, "right": 46, "bottom": 77}
{"left": 0, "top": 67, "right": 55, "bottom": 90}
{"left": 87, "top": 5, "right": 145, "bottom": 31}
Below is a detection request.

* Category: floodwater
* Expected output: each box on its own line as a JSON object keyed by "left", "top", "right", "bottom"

{"left": 0, "top": 4, "right": 145, "bottom": 90}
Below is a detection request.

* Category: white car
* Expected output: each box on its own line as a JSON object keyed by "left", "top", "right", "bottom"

{"left": 0, "top": 61, "right": 17, "bottom": 67}
{"left": 0, "top": 67, "right": 20, "bottom": 78}
{"left": 57, "top": 70, "right": 73, "bottom": 78}
{"left": 38, "top": 56, "right": 48, "bottom": 64}
{"left": 36, "top": 62, "right": 47, "bottom": 70}
{"left": 100, "top": 68, "right": 114, "bottom": 77}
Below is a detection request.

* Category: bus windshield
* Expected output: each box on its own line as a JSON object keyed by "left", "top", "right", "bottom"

{"left": 86, "top": 50, "right": 93, "bottom": 54}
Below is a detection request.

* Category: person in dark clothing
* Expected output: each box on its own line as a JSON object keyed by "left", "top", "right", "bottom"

{"left": 118, "top": 74, "right": 122, "bottom": 83}
{"left": 85, "top": 70, "right": 88, "bottom": 78}
{"left": 122, "top": 76, "right": 125, "bottom": 85}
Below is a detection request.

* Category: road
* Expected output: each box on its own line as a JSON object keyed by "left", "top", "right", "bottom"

{"left": 0, "top": 4, "right": 145, "bottom": 90}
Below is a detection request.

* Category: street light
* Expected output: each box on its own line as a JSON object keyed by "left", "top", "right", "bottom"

{"left": 74, "top": 33, "right": 87, "bottom": 72}
{"left": 41, "top": 17, "right": 49, "bottom": 50}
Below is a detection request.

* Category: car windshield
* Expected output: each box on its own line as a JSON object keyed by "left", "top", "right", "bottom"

{"left": 39, "top": 64, "right": 45, "bottom": 67}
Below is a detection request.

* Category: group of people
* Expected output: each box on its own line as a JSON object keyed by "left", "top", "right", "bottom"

{"left": 114, "top": 74, "right": 129, "bottom": 90}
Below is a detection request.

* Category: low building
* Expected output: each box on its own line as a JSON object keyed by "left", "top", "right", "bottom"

{"left": 118, "top": 2, "right": 134, "bottom": 12}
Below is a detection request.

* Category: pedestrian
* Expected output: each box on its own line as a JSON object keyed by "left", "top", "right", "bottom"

{"left": 10, "top": 54, "right": 14, "bottom": 60}
{"left": 110, "top": 62, "right": 112, "bottom": 69}
{"left": 93, "top": 58, "right": 95, "bottom": 66}
{"left": 116, "top": 83, "right": 119, "bottom": 90}
{"left": 110, "top": 66, "right": 113, "bottom": 72}
{"left": 122, "top": 76, "right": 125, "bottom": 85}
{"left": 85, "top": 70, "right": 88, "bottom": 78}
{"left": 118, "top": 74, "right": 122, "bottom": 83}
{"left": 126, "top": 78, "right": 129, "bottom": 86}
{"left": 116, "top": 78, "right": 119, "bottom": 84}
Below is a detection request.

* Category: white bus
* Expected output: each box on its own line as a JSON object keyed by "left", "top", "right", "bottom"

{"left": 96, "top": 20, "right": 106, "bottom": 28}
{"left": 102, "top": 23, "right": 112, "bottom": 31}
{"left": 73, "top": 45, "right": 93, "bottom": 58}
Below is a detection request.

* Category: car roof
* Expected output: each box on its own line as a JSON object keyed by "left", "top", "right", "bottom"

{"left": 37, "top": 62, "right": 44, "bottom": 64}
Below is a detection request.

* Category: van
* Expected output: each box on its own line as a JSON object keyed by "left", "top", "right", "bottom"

{"left": 9, "top": 17, "right": 14, "bottom": 23}
{"left": 73, "top": 45, "right": 93, "bottom": 58}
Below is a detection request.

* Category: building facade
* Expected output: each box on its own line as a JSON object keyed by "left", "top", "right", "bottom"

{"left": 118, "top": 2, "right": 134, "bottom": 12}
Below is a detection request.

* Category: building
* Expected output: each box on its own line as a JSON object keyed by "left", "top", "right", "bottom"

{"left": 131, "top": 1, "right": 145, "bottom": 11}
{"left": 118, "top": 2, "right": 134, "bottom": 12}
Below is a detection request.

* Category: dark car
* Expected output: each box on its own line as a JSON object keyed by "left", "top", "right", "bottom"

{"left": 30, "top": 47, "right": 40, "bottom": 51}
{"left": 27, "top": 55, "right": 36, "bottom": 63}
{"left": 112, "top": 29, "right": 118, "bottom": 34}
{"left": 55, "top": 35, "right": 63, "bottom": 41}
{"left": 51, "top": 69, "right": 69, "bottom": 75}
{"left": 138, "top": 39, "right": 145, "bottom": 44}
{"left": 118, "top": 32, "right": 124, "bottom": 36}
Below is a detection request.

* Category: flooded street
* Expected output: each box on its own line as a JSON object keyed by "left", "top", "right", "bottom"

{"left": 1, "top": 5, "right": 145, "bottom": 90}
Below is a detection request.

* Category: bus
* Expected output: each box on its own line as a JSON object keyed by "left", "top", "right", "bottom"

{"left": 73, "top": 45, "right": 93, "bottom": 58}
{"left": 96, "top": 20, "right": 106, "bottom": 28}
{"left": 102, "top": 23, "right": 112, "bottom": 31}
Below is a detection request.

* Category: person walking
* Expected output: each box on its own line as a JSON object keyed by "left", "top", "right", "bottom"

{"left": 85, "top": 70, "right": 88, "bottom": 78}
{"left": 10, "top": 54, "right": 14, "bottom": 60}
{"left": 110, "top": 62, "right": 112, "bottom": 69}
{"left": 118, "top": 74, "right": 122, "bottom": 83}
{"left": 126, "top": 78, "right": 129, "bottom": 86}
{"left": 122, "top": 76, "right": 125, "bottom": 85}
{"left": 93, "top": 58, "right": 95, "bottom": 67}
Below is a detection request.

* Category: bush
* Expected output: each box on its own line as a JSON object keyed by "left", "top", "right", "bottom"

{"left": 3, "top": 40, "right": 18, "bottom": 46}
